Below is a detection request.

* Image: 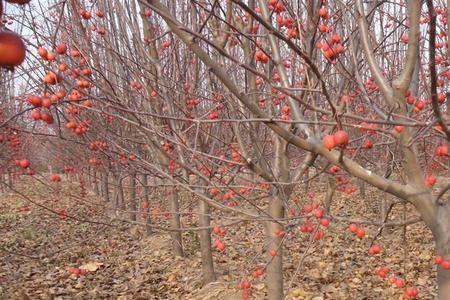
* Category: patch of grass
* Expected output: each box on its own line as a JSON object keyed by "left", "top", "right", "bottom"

{"left": 17, "top": 226, "right": 39, "bottom": 241}
{"left": 184, "top": 222, "right": 200, "bottom": 256}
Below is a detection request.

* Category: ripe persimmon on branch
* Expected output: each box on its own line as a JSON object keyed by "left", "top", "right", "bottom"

{"left": 1, "top": 0, "right": 450, "bottom": 299}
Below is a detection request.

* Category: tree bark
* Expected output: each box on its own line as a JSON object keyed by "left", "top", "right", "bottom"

{"left": 436, "top": 232, "right": 450, "bottom": 300}
{"left": 7, "top": 170, "right": 12, "bottom": 190}
{"left": 141, "top": 173, "right": 152, "bottom": 235}
{"left": 197, "top": 191, "right": 216, "bottom": 284}
{"left": 118, "top": 177, "right": 125, "bottom": 212}
{"left": 102, "top": 171, "right": 110, "bottom": 202}
{"left": 266, "top": 192, "right": 284, "bottom": 300}
{"left": 169, "top": 186, "right": 184, "bottom": 256}
{"left": 359, "top": 179, "right": 366, "bottom": 197}
{"left": 324, "top": 176, "right": 337, "bottom": 215}
{"left": 0, "top": 174, "right": 5, "bottom": 193}
{"left": 438, "top": 265, "right": 450, "bottom": 300}
{"left": 129, "top": 171, "right": 137, "bottom": 221}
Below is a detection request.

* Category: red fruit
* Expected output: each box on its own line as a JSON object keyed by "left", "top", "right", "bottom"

{"left": 437, "top": 145, "right": 448, "bottom": 156}
{"left": 215, "top": 240, "right": 225, "bottom": 251}
{"left": 329, "top": 165, "right": 340, "bottom": 173}
{"left": 394, "top": 125, "right": 404, "bottom": 133}
{"left": 143, "top": 8, "right": 152, "bottom": 17}
{"left": 356, "top": 228, "right": 365, "bottom": 238}
{"left": 41, "top": 113, "right": 54, "bottom": 124}
{"left": 66, "top": 121, "right": 77, "bottom": 129}
{"left": 55, "top": 43, "right": 67, "bottom": 54}
{"left": 274, "top": 228, "right": 285, "bottom": 237}
{"left": 425, "top": 175, "right": 436, "bottom": 187}
{"left": 46, "top": 52, "right": 56, "bottom": 61}
{"left": 269, "top": 249, "right": 278, "bottom": 257}
{"left": 318, "top": 7, "right": 329, "bottom": 18}
{"left": 442, "top": 260, "right": 450, "bottom": 269}
{"left": 71, "top": 49, "right": 80, "bottom": 57}
{"left": 27, "top": 95, "right": 42, "bottom": 107}
{"left": 80, "top": 10, "right": 92, "bottom": 19}
{"left": 96, "top": 10, "right": 105, "bottom": 18}
{"left": 435, "top": 255, "right": 444, "bottom": 265}
{"left": 415, "top": 100, "right": 424, "bottom": 110}
{"left": 50, "top": 174, "right": 61, "bottom": 182}
{"left": 240, "top": 281, "right": 252, "bottom": 289}
{"left": 368, "top": 244, "right": 382, "bottom": 255}
{"left": 38, "top": 47, "right": 48, "bottom": 59}
{"left": 31, "top": 111, "right": 42, "bottom": 120}
{"left": 349, "top": 223, "right": 358, "bottom": 233}
{"left": 43, "top": 72, "right": 60, "bottom": 85}
{"left": 362, "top": 139, "right": 373, "bottom": 149}
{"left": 161, "top": 40, "right": 171, "bottom": 49}
{"left": 404, "top": 287, "right": 419, "bottom": 298}
{"left": 375, "top": 267, "right": 390, "bottom": 278}
{"left": 333, "top": 130, "right": 349, "bottom": 146}
{"left": 209, "top": 111, "right": 219, "bottom": 120}
{"left": 210, "top": 187, "right": 219, "bottom": 195}
{"left": 213, "top": 226, "right": 221, "bottom": 234}
{"left": 6, "top": 0, "right": 31, "bottom": 4}
{"left": 320, "top": 218, "right": 330, "bottom": 227}
{"left": 41, "top": 98, "right": 52, "bottom": 108}
{"left": 251, "top": 268, "right": 264, "bottom": 278}
{"left": 19, "top": 159, "right": 30, "bottom": 169}
{"left": 314, "top": 208, "right": 324, "bottom": 218}
{"left": 313, "top": 231, "right": 325, "bottom": 240}
{"left": 323, "top": 134, "right": 336, "bottom": 150}
{"left": 401, "top": 34, "right": 409, "bottom": 43}
{"left": 68, "top": 267, "right": 81, "bottom": 275}
{"left": 19, "top": 206, "right": 29, "bottom": 212}
{"left": 0, "top": 30, "right": 26, "bottom": 68}
{"left": 394, "top": 278, "right": 405, "bottom": 288}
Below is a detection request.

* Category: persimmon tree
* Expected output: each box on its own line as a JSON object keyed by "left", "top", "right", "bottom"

{"left": 3, "top": 0, "right": 450, "bottom": 299}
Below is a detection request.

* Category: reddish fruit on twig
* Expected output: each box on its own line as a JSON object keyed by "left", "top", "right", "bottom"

{"left": 323, "top": 134, "right": 335, "bottom": 150}
{"left": 435, "top": 256, "right": 444, "bottom": 265}
{"left": 19, "top": 159, "right": 30, "bottom": 169}
{"left": 0, "top": 30, "right": 26, "bottom": 69}
{"left": 6, "top": 0, "right": 32, "bottom": 4}
{"left": 333, "top": 130, "right": 349, "bottom": 146}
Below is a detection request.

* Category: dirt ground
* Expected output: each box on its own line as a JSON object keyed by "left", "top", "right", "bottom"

{"left": 0, "top": 178, "right": 436, "bottom": 299}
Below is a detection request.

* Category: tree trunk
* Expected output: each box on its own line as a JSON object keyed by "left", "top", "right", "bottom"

{"left": 429, "top": 206, "right": 450, "bottom": 300}
{"left": 86, "top": 167, "right": 92, "bottom": 189}
{"left": 304, "top": 168, "right": 310, "bottom": 194}
{"left": 266, "top": 193, "right": 284, "bottom": 300}
{"left": 129, "top": 171, "right": 137, "bottom": 221}
{"left": 324, "top": 176, "right": 337, "bottom": 215}
{"left": 93, "top": 170, "right": 99, "bottom": 195}
{"left": 436, "top": 235, "right": 450, "bottom": 300}
{"left": 99, "top": 172, "right": 104, "bottom": 197}
{"left": 197, "top": 193, "right": 216, "bottom": 284}
{"left": 102, "top": 171, "right": 109, "bottom": 202}
{"left": 438, "top": 267, "right": 450, "bottom": 299}
{"left": 0, "top": 174, "right": 5, "bottom": 193}
{"left": 118, "top": 177, "right": 125, "bottom": 213}
{"left": 141, "top": 173, "right": 152, "bottom": 235}
{"left": 359, "top": 178, "right": 366, "bottom": 197}
{"left": 169, "top": 186, "right": 184, "bottom": 256}
{"left": 112, "top": 173, "right": 124, "bottom": 216}
{"left": 7, "top": 170, "right": 12, "bottom": 190}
